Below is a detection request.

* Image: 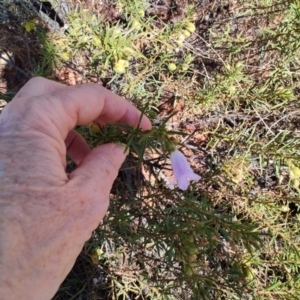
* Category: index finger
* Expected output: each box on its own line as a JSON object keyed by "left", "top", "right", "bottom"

{"left": 51, "top": 83, "right": 152, "bottom": 137}
{"left": 14, "top": 77, "right": 65, "bottom": 99}
{"left": 6, "top": 78, "right": 152, "bottom": 140}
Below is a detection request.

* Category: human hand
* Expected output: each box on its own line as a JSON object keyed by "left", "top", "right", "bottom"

{"left": 0, "top": 77, "right": 151, "bottom": 300}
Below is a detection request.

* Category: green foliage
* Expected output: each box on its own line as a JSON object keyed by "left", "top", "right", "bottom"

{"left": 27, "top": 0, "right": 300, "bottom": 299}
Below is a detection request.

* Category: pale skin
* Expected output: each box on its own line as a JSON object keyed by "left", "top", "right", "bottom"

{"left": 0, "top": 77, "right": 151, "bottom": 300}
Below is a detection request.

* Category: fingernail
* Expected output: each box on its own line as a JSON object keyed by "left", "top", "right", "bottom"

{"left": 113, "top": 143, "right": 129, "bottom": 155}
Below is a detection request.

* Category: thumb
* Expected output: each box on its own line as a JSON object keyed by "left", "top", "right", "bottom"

{"left": 69, "top": 143, "right": 127, "bottom": 193}
{"left": 65, "top": 143, "right": 127, "bottom": 240}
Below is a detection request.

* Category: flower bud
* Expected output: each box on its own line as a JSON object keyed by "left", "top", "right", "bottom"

{"left": 186, "top": 22, "right": 196, "bottom": 33}
{"left": 168, "top": 63, "right": 177, "bottom": 71}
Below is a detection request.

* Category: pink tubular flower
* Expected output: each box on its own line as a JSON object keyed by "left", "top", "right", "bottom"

{"left": 170, "top": 150, "right": 201, "bottom": 190}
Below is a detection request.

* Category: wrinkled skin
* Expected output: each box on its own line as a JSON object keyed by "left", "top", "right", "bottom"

{"left": 0, "top": 77, "right": 151, "bottom": 300}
